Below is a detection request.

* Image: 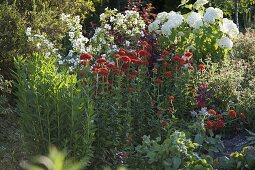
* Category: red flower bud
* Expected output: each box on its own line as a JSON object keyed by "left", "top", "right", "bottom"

{"left": 228, "top": 110, "right": 237, "bottom": 119}
{"left": 80, "top": 53, "right": 93, "bottom": 60}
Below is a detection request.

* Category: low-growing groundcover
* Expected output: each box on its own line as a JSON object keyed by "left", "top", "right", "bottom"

{"left": 1, "top": 0, "right": 255, "bottom": 169}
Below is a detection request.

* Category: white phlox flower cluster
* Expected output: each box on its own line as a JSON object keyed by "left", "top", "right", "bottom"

{"left": 220, "top": 18, "right": 239, "bottom": 38}
{"left": 186, "top": 12, "right": 203, "bottom": 29}
{"left": 90, "top": 8, "right": 145, "bottom": 55}
{"left": 89, "top": 27, "right": 115, "bottom": 55}
{"left": 113, "top": 10, "right": 145, "bottom": 37}
{"left": 60, "top": 14, "right": 89, "bottom": 54}
{"left": 25, "top": 27, "right": 61, "bottom": 58}
{"left": 217, "top": 36, "right": 233, "bottom": 49}
{"left": 60, "top": 14, "right": 91, "bottom": 69}
{"left": 203, "top": 7, "right": 223, "bottom": 24}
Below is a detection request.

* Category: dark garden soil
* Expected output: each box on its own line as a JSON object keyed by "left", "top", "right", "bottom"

{"left": 222, "top": 131, "right": 250, "bottom": 156}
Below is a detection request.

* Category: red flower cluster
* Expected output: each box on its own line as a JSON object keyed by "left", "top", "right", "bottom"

{"left": 98, "top": 68, "right": 109, "bottom": 75}
{"left": 169, "top": 96, "right": 174, "bottom": 101}
{"left": 80, "top": 53, "right": 93, "bottom": 60}
{"left": 141, "top": 41, "right": 153, "bottom": 51}
{"left": 80, "top": 53, "right": 93, "bottom": 66}
{"left": 163, "top": 71, "right": 173, "bottom": 78}
{"left": 205, "top": 109, "right": 225, "bottom": 130}
{"left": 138, "top": 49, "right": 151, "bottom": 57}
{"left": 154, "top": 78, "right": 163, "bottom": 84}
{"left": 198, "top": 64, "right": 205, "bottom": 71}
{"left": 228, "top": 110, "right": 237, "bottom": 118}
{"left": 97, "top": 58, "right": 107, "bottom": 64}
{"left": 208, "top": 109, "right": 217, "bottom": 115}
{"left": 206, "top": 119, "right": 225, "bottom": 129}
{"left": 228, "top": 110, "right": 246, "bottom": 120}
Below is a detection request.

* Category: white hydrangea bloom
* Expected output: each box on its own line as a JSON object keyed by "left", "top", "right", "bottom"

{"left": 161, "top": 21, "right": 172, "bottom": 36}
{"left": 186, "top": 12, "right": 203, "bottom": 29}
{"left": 203, "top": 7, "right": 223, "bottom": 24}
{"left": 125, "top": 10, "right": 140, "bottom": 19}
{"left": 74, "top": 16, "right": 80, "bottom": 24}
{"left": 220, "top": 18, "right": 239, "bottom": 38}
{"left": 167, "top": 11, "right": 178, "bottom": 19}
{"left": 167, "top": 13, "right": 184, "bottom": 29}
{"left": 193, "top": 0, "right": 209, "bottom": 9}
{"left": 156, "top": 12, "right": 170, "bottom": 23}
{"left": 161, "top": 13, "right": 183, "bottom": 36}
{"left": 148, "top": 20, "right": 160, "bottom": 32}
{"left": 217, "top": 36, "right": 233, "bottom": 49}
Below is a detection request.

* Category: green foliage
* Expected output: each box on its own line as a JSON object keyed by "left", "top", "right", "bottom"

{"left": 14, "top": 53, "right": 95, "bottom": 164}
{"left": 25, "top": 147, "right": 85, "bottom": 170}
{"left": 206, "top": 59, "right": 245, "bottom": 110}
{"left": 233, "top": 29, "right": 255, "bottom": 130}
{"left": 134, "top": 131, "right": 215, "bottom": 169}
{"left": 219, "top": 146, "right": 255, "bottom": 170}
{"left": 13, "top": 0, "right": 95, "bottom": 19}
{"left": 0, "top": 3, "right": 26, "bottom": 77}
{"left": 0, "top": 0, "right": 95, "bottom": 78}
{"left": 234, "top": 29, "right": 255, "bottom": 63}
{"left": 210, "top": 0, "right": 255, "bottom": 17}
{"left": 0, "top": 72, "right": 13, "bottom": 115}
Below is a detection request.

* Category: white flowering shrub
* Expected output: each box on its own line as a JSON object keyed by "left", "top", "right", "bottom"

{"left": 148, "top": 0, "right": 239, "bottom": 61}
{"left": 25, "top": 0, "right": 239, "bottom": 69}
{"left": 90, "top": 8, "right": 145, "bottom": 54}
{"left": 25, "top": 27, "right": 61, "bottom": 58}
{"left": 25, "top": 7, "right": 147, "bottom": 71}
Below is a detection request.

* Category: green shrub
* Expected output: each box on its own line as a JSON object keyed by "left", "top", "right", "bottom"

{"left": 0, "top": 0, "right": 95, "bottom": 78}
{"left": 219, "top": 146, "right": 255, "bottom": 170}
{"left": 234, "top": 29, "right": 255, "bottom": 63}
{"left": 206, "top": 59, "right": 245, "bottom": 111}
{"left": 232, "top": 29, "right": 255, "bottom": 130}
{"left": 14, "top": 53, "right": 95, "bottom": 164}
{"left": 134, "top": 131, "right": 215, "bottom": 169}
{"left": 0, "top": 72, "right": 13, "bottom": 115}
{"left": 0, "top": 3, "right": 26, "bottom": 77}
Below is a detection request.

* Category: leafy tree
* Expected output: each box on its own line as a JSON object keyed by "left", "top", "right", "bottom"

{"left": 210, "top": 0, "right": 255, "bottom": 28}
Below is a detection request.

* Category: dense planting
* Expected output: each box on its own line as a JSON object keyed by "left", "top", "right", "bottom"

{"left": 1, "top": 0, "right": 255, "bottom": 169}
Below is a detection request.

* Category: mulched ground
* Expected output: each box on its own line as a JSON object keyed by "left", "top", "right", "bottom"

{"left": 223, "top": 131, "right": 250, "bottom": 156}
